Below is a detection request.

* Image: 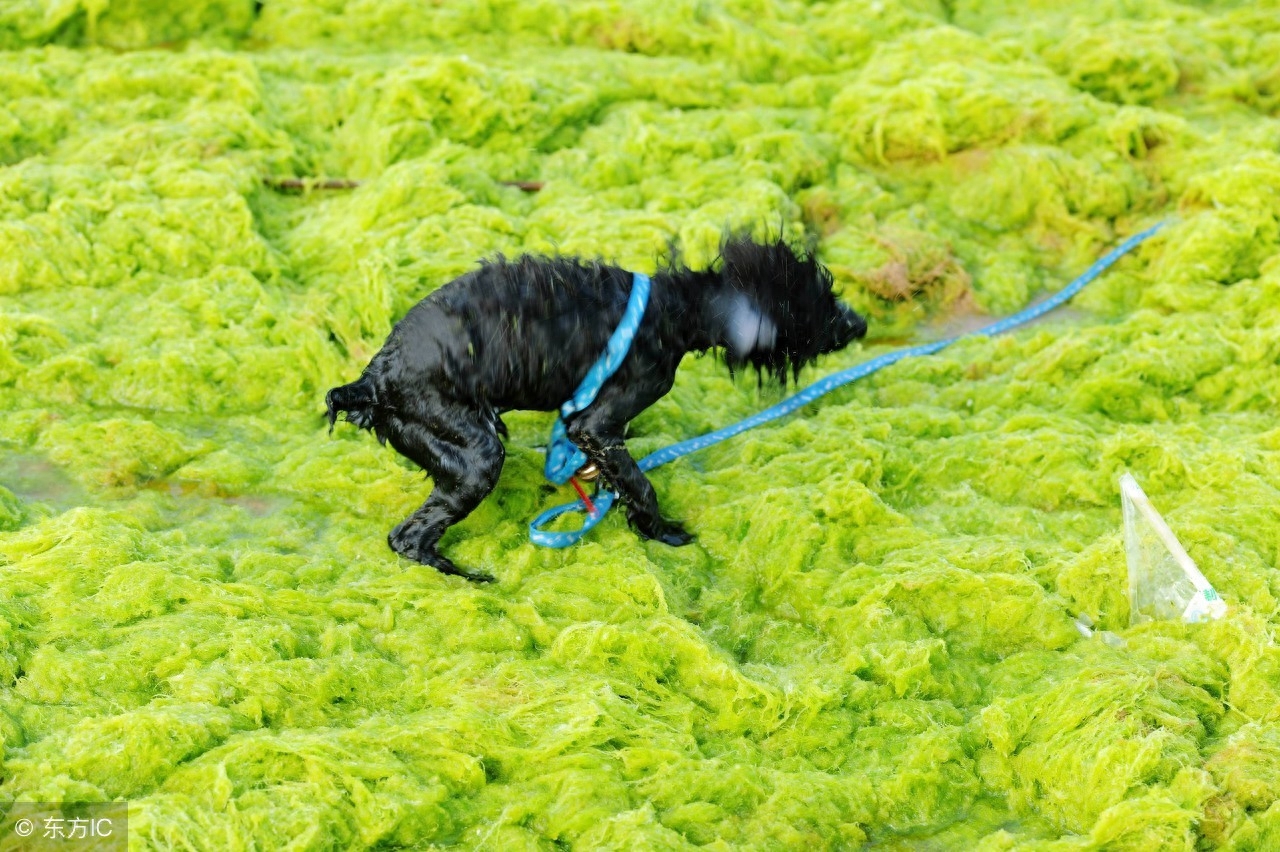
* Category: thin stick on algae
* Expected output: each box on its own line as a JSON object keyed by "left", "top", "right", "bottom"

{"left": 262, "top": 177, "right": 363, "bottom": 191}
{"left": 262, "top": 177, "right": 545, "bottom": 192}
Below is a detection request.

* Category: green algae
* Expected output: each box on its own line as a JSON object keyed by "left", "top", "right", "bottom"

{"left": 2, "top": 0, "right": 1280, "bottom": 849}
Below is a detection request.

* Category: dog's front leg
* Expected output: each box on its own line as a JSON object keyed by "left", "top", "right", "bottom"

{"left": 566, "top": 413, "right": 693, "bottom": 547}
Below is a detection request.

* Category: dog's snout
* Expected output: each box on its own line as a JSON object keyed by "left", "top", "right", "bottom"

{"left": 821, "top": 304, "right": 867, "bottom": 353}
{"left": 842, "top": 305, "right": 868, "bottom": 341}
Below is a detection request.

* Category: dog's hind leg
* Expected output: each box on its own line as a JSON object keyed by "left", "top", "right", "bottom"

{"left": 382, "top": 406, "right": 505, "bottom": 583}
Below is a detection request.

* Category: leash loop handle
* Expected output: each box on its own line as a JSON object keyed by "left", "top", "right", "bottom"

{"left": 529, "top": 487, "right": 618, "bottom": 548}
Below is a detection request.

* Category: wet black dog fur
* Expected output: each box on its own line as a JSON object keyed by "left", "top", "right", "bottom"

{"left": 326, "top": 235, "right": 868, "bottom": 582}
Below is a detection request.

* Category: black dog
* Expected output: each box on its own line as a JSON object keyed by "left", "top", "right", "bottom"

{"left": 326, "top": 236, "right": 867, "bottom": 582}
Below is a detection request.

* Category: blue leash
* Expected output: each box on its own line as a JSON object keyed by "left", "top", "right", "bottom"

{"left": 543, "top": 272, "right": 651, "bottom": 485}
{"left": 530, "top": 223, "right": 1165, "bottom": 548}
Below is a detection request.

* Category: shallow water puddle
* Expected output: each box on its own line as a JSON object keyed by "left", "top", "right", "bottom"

{"left": 0, "top": 451, "right": 88, "bottom": 509}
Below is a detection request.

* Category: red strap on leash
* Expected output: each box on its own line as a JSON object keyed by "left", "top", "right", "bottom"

{"left": 569, "top": 476, "right": 598, "bottom": 517}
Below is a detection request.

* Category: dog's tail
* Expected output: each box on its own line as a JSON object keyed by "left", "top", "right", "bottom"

{"left": 325, "top": 375, "right": 378, "bottom": 434}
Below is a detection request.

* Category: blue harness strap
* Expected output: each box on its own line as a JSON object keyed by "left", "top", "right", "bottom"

{"left": 542, "top": 272, "right": 651, "bottom": 486}
{"left": 530, "top": 222, "right": 1164, "bottom": 548}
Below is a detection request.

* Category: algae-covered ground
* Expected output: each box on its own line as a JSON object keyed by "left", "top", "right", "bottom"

{"left": 3, "top": 0, "right": 1280, "bottom": 848}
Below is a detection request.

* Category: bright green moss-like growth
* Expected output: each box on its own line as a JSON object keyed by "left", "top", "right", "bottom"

{"left": 2, "top": 0, "right": 1280, "bottom": 848}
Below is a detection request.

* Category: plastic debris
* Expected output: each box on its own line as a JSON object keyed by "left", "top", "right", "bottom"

{"left": 1073, "top": 612, "right": 1127, "bottom": 648}
{"left": 1121, "top": 473, "right": 1227, "bottom": 626}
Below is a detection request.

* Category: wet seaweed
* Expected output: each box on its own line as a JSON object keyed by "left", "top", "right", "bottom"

{"left": 2, "top": 0, "right": 1280, "bottom": 848}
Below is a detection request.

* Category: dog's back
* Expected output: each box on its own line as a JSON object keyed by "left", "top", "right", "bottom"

{"left": 407, "top": 256, "right": 637, "bottom": 407}
{"left": 327, "top": 254, "right": 639, "bottom": 431}
{"left": 439, "top": 254, "right": 632, "bottom": 328}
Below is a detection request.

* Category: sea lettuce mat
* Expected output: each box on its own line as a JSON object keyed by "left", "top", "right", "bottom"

{"left": 3, "top": 1, "right": 1280, "bottom": 849}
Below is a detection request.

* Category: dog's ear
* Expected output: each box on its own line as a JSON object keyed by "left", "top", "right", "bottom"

{"left": 722, "top": 291, "right": 778, "bottom": 361}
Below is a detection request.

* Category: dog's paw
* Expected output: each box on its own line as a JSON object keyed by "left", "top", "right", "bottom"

{"left": 638, "top": 519, "right": 695, "bottom": 547}
{"left": 441, "top": 562, "right": 496, "bottom": 583}
{"left": 627, "top": 507, "right": 696, "bottom": 547}
{"left": 388, "top": 522, "right": 424, "bottom": 562}
{"left": 657, "top": 525, "right": 695, "bottom": 547}
{"left": 388, "top": 525, "right": 495, "bottom": 583}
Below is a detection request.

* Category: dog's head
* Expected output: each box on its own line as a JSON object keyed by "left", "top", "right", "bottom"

{"left": 713, "top": 236, "right": 867, "bottom": 383}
